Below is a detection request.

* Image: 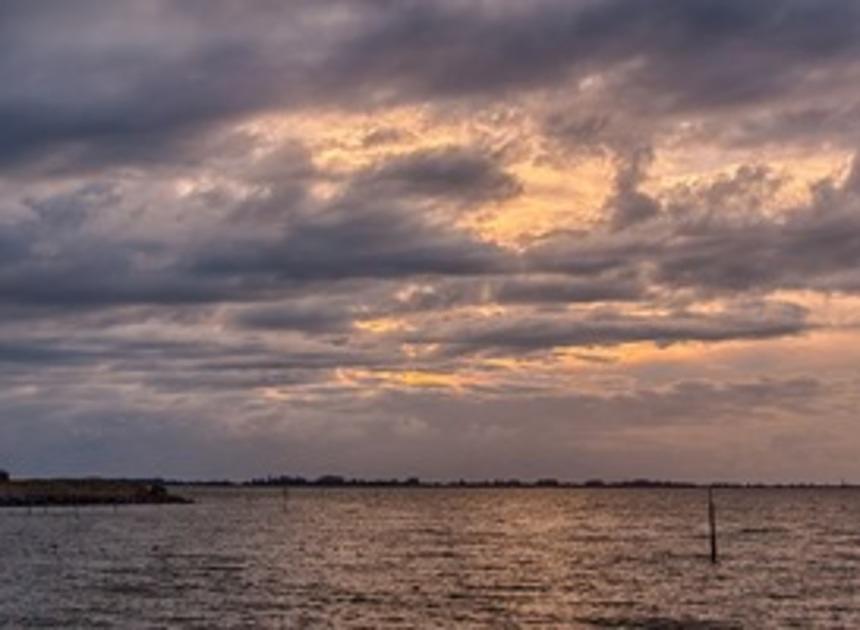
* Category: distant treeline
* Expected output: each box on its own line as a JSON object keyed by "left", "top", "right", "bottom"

{"left": 6, "top": 472, "right": 855, "bottom": 490}
{"left": 196, "top": 475, "right": 860, "bottom": 489}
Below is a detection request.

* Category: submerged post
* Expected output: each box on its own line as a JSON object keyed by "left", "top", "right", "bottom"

{"left": 708, "top": 485, "right": 717, "bottom": 563}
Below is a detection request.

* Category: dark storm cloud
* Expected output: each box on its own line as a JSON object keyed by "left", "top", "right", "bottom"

{"left": 0, "top": 340, "right": 97, "bottom": 365}
{"left": 0, "top": 183, "right": 237, "bottom": 309}
{"left": 655, "top": 205, "right": 860, "bottom": 293}
{"left": 0, "top": 2, "right": 297, "bottom": 172}
{"left": 406, "top": 302, "right": 811, "bottom": 356}
{"left": 229, "top": 271, "right": 645, "bottom": 334}
{"left": 653, "top": 169, "right": 860, "bottom": 293}
{"left": 355, "top": 146, "right": 521, "bottom": 203}
{"left": 0, "top": 221, "right": 233, "bottom": 309}
{"left": 526, "top": 230, "right": 659, "bottom": 277}
{"left": 6, "top": 153, "right": 856, "bottom": 324}
{"left": 0, "top": 145, "right": 517, "bottom": 317}
{"left": 0, "top": 334, "right": 233, "bottom": 369}
{"left": 0, "top": 323, "right": 397, "bottom": 404}
{"left": 529, "top": 163, "right": 860, "bottom": 295}
{"left": 4, "top": 0, "right": 860, "bottom": 171}
{"left": 361, "top": 127, "right": 415, "bottom": 147}
{"left": 193, "top": 148, "right": 516, "bottom": 281}
{"left": 332, "top": 1, "right": 860, "bottom": 103}
{"left": 192, "top": 211, "right": 506, "bottom": 281}
{"left": 0, "top": 262, "right": 231, "bottom": 309}
{"left": 493, "top": 273, "right": 644, "bottom": 305}
{"left": 0, "top": 143, "right": 517, "bottom": 311}
{"left": 233, "top": 301, "right": 355, "bottom": 333}
{"left": 607, "top": 147, "right": 660, "bottom": 230}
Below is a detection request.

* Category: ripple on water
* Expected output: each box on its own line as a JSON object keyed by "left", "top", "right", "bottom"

{"left": 3, "top": 488, "right": 860, "bottom": 628}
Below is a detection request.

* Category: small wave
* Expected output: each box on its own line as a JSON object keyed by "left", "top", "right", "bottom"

{"left": 578, "top": 615, "right": 742, "bottom": 629}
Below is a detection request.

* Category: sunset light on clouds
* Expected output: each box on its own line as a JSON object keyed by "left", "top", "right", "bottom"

{"left": 2, "top": 0, "right": 860, "bottom": 482}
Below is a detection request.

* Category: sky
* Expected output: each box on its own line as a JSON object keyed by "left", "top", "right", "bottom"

{"left": 2, "top": 0, "right": 860, "bottom": 481}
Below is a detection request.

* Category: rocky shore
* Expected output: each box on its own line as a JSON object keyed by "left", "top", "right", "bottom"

{"left": 0, "top": 479, "right": 191, "bottom": 507}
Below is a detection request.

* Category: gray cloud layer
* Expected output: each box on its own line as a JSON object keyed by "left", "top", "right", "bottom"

{"left": 2, "top": 1, "right": 859, "bottom": 480}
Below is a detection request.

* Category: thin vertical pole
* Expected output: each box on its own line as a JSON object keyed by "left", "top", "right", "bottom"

{"left": 708, "top": 486, "right": 717, "bottom": 564}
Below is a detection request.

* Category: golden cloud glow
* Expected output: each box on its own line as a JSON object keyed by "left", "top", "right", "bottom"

{"left": 338, "top": 368, "right": 478, "bottom": 391}
{"left": 354, "top": 317, "right": 409, "bottom": 334}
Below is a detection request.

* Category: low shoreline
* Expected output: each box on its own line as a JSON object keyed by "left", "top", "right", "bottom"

{"left": 0, "top": 479, "right": 192, "bottom": 507}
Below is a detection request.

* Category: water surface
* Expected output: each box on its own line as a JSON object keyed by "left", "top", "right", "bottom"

{"left": 2, "top": 487, "right": 859, "bottom": 628}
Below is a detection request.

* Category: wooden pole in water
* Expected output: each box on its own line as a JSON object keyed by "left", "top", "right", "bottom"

{"left": 708, "top": 485, "right": 717, "bottom": 564}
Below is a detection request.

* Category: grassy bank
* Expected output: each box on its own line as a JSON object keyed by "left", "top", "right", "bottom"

{"left": 0, "top": 479, "right": 191, "bottom": 507}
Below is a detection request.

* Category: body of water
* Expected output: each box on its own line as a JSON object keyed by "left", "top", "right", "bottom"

{"left": 2, "top": 487, "right": 859, "bottom": 628}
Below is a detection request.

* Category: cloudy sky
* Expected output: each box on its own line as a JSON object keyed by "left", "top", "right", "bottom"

{"left": 2, "top": 1, "right": 860, "bottom": 481}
